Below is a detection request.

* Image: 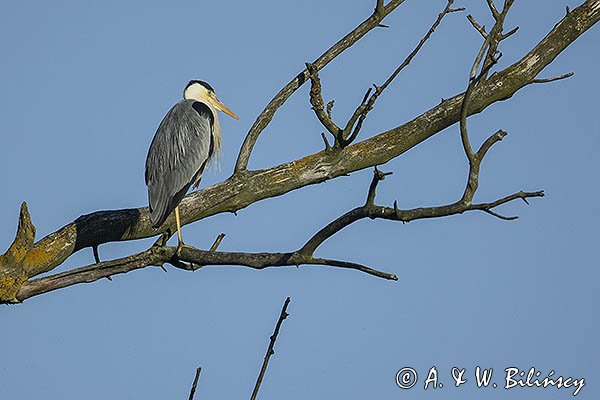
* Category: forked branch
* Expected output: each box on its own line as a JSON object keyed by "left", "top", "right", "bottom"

{"left": 235, "top": 0, "right": 408, "bottom": 171}
{"left": 300, "top": 167, "right": 543, "bottom": 257}
{"left": 340, "top": 0, "right": 464, "bottom": 147}
{"left": 14, "top": 211, "right": 399, "bottom": 302}
{"left": 2, "top": 0, "right": 599, "bottom": 303}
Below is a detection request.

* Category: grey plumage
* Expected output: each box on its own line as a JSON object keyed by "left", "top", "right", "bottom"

{"left": 145, "top": 100, "right": 215, "bottom": 228}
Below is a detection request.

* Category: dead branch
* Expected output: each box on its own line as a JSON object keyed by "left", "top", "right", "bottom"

{"left": 188, "top": 367, "right": 202, "bottom": 400}
{"left": 298, "top": 168, "right": 544, "bottom": 258}
{"left": 234, "top": 0, "right": 408, "bottom": 172}
{"left": 341, "top": 0, "right": 464, "bottom": 147}
{"left": 250, "top": 297, "right": 291, "bottom": 400}
{"left": 530, "top": 72, "right": 575, "bottom": 84}
{"left": 306, "top": 62, "right": 342, "bottom": 141}
{"left": 481, "top": 0, "right": 516, "bottom": 80}
{"left": 183, "top": 298, "right": 291, "bottom": 400}
{"left": 2, "top": 0, "right": 599, "bottom": 303}
{"left": 467, "top": 14, "right": 488, "bottom": 38}
{"left": 15, "top": 224, "right": 397, "bottom": 302}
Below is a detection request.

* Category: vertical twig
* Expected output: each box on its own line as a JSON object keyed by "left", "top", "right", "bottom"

{"left": 92, "top": 245, "right": 101, "bottom": 263}
{"left": 250, "top": 297, "right": 291, "bottom": 400}
{"left": 188, "top": 367, "right": 202, "bottom": 400}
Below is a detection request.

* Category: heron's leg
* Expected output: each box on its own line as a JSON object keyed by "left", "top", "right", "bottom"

{"left": 175, "top": 206, "right": 184, "bottom": 246}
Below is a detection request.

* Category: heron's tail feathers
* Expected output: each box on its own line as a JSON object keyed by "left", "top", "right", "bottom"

{"left": 149, "top": 183, "right": 190, "bottom": 230}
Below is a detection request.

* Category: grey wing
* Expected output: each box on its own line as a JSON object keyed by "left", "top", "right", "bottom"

{"left": 145, "top": 100, "right": 214, "bottom": 228}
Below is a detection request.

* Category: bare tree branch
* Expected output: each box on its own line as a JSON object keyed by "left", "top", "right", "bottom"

{"left": 467, "top": 14, "right": 488, "bottom": 38}
{"left": 306, "top": 63, "right": 342, "bottom": 141}
{"left": 234, "top": 0, "right": 408, "bottom": 172}
{"left": 92, "top": 245, "right": 101, "bottom": 263}
{"left": 14, "top": 234, "right": 397, "bottom": 303}
{"left": 320, "top": 132, "right": 332, "bottom": 151}
{"left": 481, "top": 0, "right": 516, "bottom": 79}
{"left": 486, "top": 0, "right": 501, "bottom": 20}
{"left": 188, "top": 367, "right": 202, "bottom": 400}
{"left": 250, "top": 297, "right": 291, "bottom": 400}
{"left": 501, "top": 25, "right": 520, "bottom": 40}
{"left": 530, "top": 72, "right": 575, "bottom": 84}
{"left": 2, "top": 0, "right": 599, "bottom": 303}
{"left": 0, "top": 145, "right": 548, "bottom": 303}
{"left": 299, "top": 163, "right": 543, "bottom": 260}
{"left": 341, "top": 0, "right": 464, "bottom": 147}
{"left": 459, "top": 2, "right": 511, "bottom": 200}
{"left": 208, "top": 233, "right": 226, "bottom": 252}
{"left": 366, "top": 167, "right": 393, "bottom": 206}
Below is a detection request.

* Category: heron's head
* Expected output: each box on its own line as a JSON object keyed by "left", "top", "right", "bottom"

{"left": 183, "top": 80, "right": 238, "bottom": 120}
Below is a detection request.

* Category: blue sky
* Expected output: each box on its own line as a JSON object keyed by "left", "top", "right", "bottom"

{"left": 1, "top": 1, "right": 598, "bottom": 399}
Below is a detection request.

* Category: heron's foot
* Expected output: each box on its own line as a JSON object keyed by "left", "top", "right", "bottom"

{"left": 152, "top": 232, "right": 170, "bottom": 248}
{"left": 176, "top": 241, "right": 194, "bottom": 257}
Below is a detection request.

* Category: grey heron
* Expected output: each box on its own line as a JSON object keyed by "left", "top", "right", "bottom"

{"left": 145, "top": 80, "right": 238, "bottom": 246}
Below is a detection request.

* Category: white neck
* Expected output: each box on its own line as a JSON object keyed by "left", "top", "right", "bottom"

{"left": 184, "top": 84, "right": 210, "bottom": 102}
{"left": 184, "top": 84, "right": 222, "bottom": 163}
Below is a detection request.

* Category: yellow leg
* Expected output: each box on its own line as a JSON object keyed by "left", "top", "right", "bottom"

{"left": 175, "top": 206, "right": 184, "bottom": 246}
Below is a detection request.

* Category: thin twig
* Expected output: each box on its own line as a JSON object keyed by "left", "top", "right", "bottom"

{"left": 341, "top": 87, "right": 372, "bottom": 147}
{"left": 209, "top": 233, "right": 226, "bottom": 251}
{"left": 188, "top": 233, "right": 227, "bottom": 271}
{"left": 92, "top": 245, "right": 109, "bottom": 280}
{"left": 500, "top": 26, "right": 519, "bottom": 40}
{"left": 180, "top": 233, "right": 226, "bottom": 271}
{"left": 482, "top": 208, "right": 518, "bottom": 220}
{"left": 486, "top": 0, "right": 501, "bottom": 20}
{"left": 326, "top": 100, "right": 335, "bottom": 118}
{"left": 188, "top": 367, "right": 202, "bottom": 400}
{"left": 250, "top": 297, "right": 291, "bottom": 400}
{"left": 459, "top": 55, "right": 501, "bottom": 165}
{"left": 366, "top": 167, "right": 392, "bottom": 206}
{"left": 309, "top": 258, "right": 397, "bottom": 280}
{"left": 177, "top": 248, "right": 398, "bottom": 280}
{"left": 459, "top": 0, "right": 515, "bottom": 204}
{"left": 306, "top": 63, "right": 342, "bottom": 141}
{"left": 469, "top": 32, "right": 494, "bottom": 81}
{"left": 321, "top": 132, "right": 332, "bottom": 151}
{"left": 341, "top": 0, "right": 462, "bottom": 147}
{"left": 480, "top": 0, "right": 517, "bottom": 79}
{"left": 477, "top": 129, "right": 507, "bottom": 159}
{"left": 470, "top": 190, "right": 544, "bottom": 211}
{"left": 530, "top": 72, "right": 574, "bottom": 84}
{"left": 92, "top": 245, "right": 101, "bottom": 263}
{"left": 235, "top": 0, "right": 407, "bottom": 171}
{"left": 467, "top": 14, "right": 487, "bottom": 38}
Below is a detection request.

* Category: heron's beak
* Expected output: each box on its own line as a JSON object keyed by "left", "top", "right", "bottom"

{"left": 213, "top": 97, "right": 238, "bottom": 120}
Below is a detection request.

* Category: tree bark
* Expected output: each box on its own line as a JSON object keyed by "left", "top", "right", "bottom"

{"left": 1, "top": 0, "right": 599, "bottom": 303}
